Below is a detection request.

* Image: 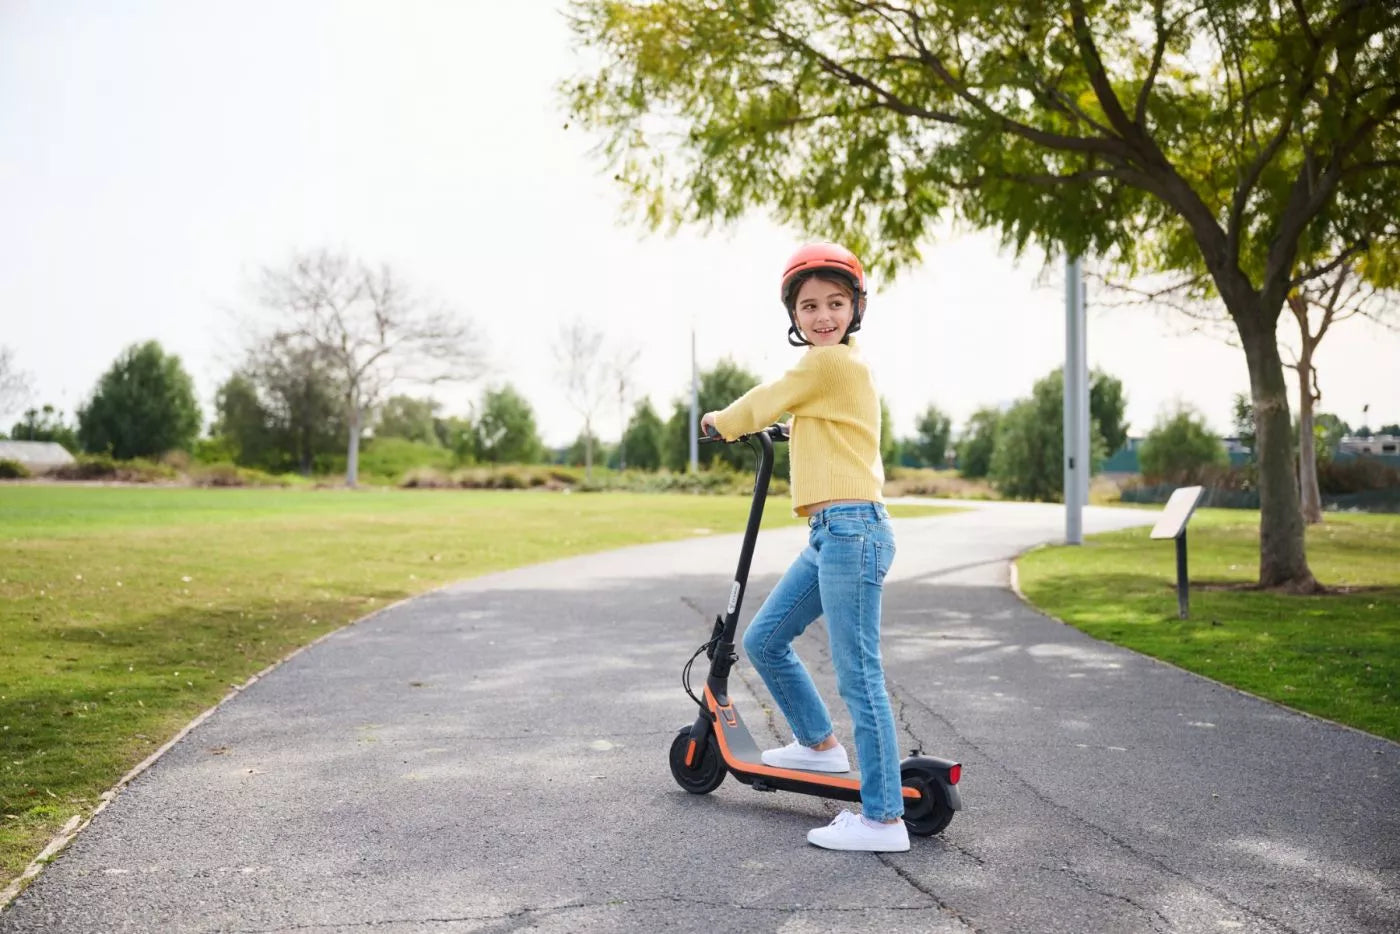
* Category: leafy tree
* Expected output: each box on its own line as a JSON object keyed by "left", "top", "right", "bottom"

{"left": 77, "top": 341, "right": 201, "bottom": 459}
{"left": 1380, "top": 423, "right": 1400, "bottom": 435}
{"left": 956, "top": 408, "right": 1001, "bottom": 479}
{"left": 620, "top": 398, "right": 664, "bottom": 471}
{"left": 212, "top": 373, "right": 277, "bottom": 469}
{"left": 565, "top": 1, "right": 1400, "bottom": 588}
{"left": 434, "top": 415, "right": 477, "bottom": 465}
{"left": 1314, "top": 414, "right": 1351, "bottom": 462}
{"left": 474, "top": 385, "right": 544, "bottom": 464}
{"left": 988, "top": 368, "right": 1114, "bottom": 501}
{"left": 563, "top": 431, "right": 614, "bottom": 469}
{"left": 1232, "top": 393, "right": 1257, "bottom": 461}
{"left": 878, "top": 398, "right": 897, "bottom": 472}
{"left": 664, "top": 358, "right": 761, "bottom": 472}
{"left": 10, "top": 405, "right": 79, "bottom": 452}
{"left": 376, "top": 395, "right": 443, "bottom": 446}
{"left": 912, "top": 404, "right": 953, "bottom": 468}
{"left": 1090, "top": 370, "right": 1129, "bottom": 454}
{"left": 1139, "top": 407, "right": 1229, "bottom": 483}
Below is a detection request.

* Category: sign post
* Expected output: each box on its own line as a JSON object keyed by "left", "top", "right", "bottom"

{"left": 1149, "top": 486, "right": 1206, "bottom": 619}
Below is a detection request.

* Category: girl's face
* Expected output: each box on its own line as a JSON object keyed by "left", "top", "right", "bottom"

{"left": 793, "top": 275, "right": 855, "bottom": 347}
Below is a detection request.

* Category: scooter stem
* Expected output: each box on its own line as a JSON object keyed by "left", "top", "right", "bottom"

{"left": 708, "top": 428, "right": 775, "bottom": 687}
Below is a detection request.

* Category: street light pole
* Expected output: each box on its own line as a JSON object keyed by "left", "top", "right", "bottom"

{"left": 689, "top": 327, "right": 699, "bottom": 473}
{"left": 1064, "top": 255, "right": 1089, "bottom": 545}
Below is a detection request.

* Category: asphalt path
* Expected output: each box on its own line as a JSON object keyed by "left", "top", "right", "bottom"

{"left": 2, "top": 501, "right": 1397, "bottom": 933}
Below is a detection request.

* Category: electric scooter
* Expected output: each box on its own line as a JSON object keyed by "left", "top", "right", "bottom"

{"left": 669, "top": 423, "right": 963, "bottom": 835}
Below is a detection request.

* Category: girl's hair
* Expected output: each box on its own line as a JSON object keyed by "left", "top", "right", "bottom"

{"left": 787, "top": 270, "right": 856, "bottom": 308}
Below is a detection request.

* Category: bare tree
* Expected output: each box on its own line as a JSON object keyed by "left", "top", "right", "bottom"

{"left": 0, "top": 346, "right": 32, "bottom": 421}
{"left": 1286, "top": 266, "right": 1397, "bottom": 523}
{"left": 553, "top": 322, "right": 610, "bottom": 479}
{"left": 1094, "top": 263, "right": 1397, "bottom": 525}
{"left": 610, "top": 344, "right": 641, "bottom": 470}
{"left": 254, "top": 250, "right": 484, "bottom": 486}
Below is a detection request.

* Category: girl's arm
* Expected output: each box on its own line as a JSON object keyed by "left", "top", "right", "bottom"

{"left": 711, "top": 350, "right": 829, "bottom": 440}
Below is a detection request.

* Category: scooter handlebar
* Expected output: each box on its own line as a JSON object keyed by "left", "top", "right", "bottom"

{"left": 698, "top": 423, "right": 789, "bottom": 444}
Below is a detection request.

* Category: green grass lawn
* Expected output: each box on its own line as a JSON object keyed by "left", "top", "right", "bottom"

{"left": 1016, "top": 509, "right": 1400, "bottom": 743}
{"left": 0, "top": 484, "right": 951, "bottom": 888}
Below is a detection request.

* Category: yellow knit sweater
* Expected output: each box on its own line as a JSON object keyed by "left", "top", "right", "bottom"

{"left": 713, "top": 339, "right": 884, "bottom": 515}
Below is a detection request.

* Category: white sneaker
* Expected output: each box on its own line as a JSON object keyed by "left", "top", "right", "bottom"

{"left": 760, "top": 739, "right": 850, "bottom": 772}
{"left": 807, "top": 810, "right": 910, "bottom": 852}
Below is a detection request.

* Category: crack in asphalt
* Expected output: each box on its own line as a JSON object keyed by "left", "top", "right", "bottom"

{"left": 1054, "top": 862, "right": 1174, "bottom": 934}
{"left": 228, "top": 893, "right": 959, "bottom": 933}
{"left": 893, "top": 667, "right": 1303, "bottom": 934}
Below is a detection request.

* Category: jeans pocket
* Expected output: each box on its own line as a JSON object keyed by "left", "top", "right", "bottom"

{"left": 826, "top": 517, "right": 866, "bottom": 540}
{"left": 864, "top": 536, "right": 895, "bottom": 585}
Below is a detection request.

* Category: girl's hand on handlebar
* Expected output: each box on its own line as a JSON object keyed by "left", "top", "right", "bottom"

{"left": 700, "top": 411, "right": 720, "bottom": 438}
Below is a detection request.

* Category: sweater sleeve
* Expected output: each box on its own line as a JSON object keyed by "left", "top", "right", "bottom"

{"left": 712, "top": 350, "right": 829, "bottom": 440}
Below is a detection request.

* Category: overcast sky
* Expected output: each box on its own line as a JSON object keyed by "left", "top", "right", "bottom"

{"left": 2, "top": 1, "right": 1395, "bottom": 448}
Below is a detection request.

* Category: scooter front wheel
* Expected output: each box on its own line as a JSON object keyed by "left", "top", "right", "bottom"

{"left": 669, "top": 727, "right": 725, "bottom": 794}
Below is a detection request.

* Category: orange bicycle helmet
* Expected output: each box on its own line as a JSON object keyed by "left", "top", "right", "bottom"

{"left": 779, "top": 243, "right": 867, "bottom": 346}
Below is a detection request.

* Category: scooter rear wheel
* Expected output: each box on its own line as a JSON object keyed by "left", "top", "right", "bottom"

{"left": 900, "top": 768, "right": 954, "bottom": 836}
{"left": 669, "top": 727, "right": 725, "bottom": 794}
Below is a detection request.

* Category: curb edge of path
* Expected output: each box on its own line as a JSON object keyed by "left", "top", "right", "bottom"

{"left": 1007, "top": 543, "right": 1400, "bottom": 752}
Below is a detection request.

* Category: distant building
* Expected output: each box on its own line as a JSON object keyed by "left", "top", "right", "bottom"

{"left": 1340, "top": 434, "right": 1400, "bottom": 457}
{"left": 0, "top": 440, "right": 76, "bottom": 473}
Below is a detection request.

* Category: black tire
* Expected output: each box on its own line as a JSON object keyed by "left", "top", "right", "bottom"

{"left": 900, "top": 768, "right": 955, "bottom": 836}
{"left": 669, "top": 727, "right": 725, "bottom": 795}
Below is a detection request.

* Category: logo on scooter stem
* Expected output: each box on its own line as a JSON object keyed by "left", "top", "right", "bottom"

{"left": 727, "top": 581, "right": 741, "bottom": 615}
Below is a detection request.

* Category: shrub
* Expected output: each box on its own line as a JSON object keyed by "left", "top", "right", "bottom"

{"left": 1319, "top": 457, "right": 1400, "bottom": 495}
{"left": 0, "top": 458, "right": 31, "bottom": 479}
{"left": 188, "top": 463, "right": 290, "bottom": 488}
{"left": 49, "top": 454, "right": 177, "bottom": 483}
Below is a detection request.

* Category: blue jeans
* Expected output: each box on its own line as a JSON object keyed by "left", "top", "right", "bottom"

{"left": 741, "top": 502, "right": 902, "bottom": 821}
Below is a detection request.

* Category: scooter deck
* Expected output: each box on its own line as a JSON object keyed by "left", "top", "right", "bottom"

{"left": 707, "top": 686, "right": 922, "bottom": 803}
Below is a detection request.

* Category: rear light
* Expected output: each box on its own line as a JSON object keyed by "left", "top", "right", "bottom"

{"left": 948, "top": 763, "right": 961, "bottom": 785}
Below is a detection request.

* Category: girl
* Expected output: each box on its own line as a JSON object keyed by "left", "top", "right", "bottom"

{"left": 701, "top": 242, "right": 906, "bottom": 852}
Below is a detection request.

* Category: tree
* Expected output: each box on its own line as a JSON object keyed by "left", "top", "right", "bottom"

{"left": 214, "top": 341, "right": 346, "bottom": 474}
{"left": 474, "top": 385, "right": 543, "bottom": 464}
{"left": 1280, "top": 263, "right": 1396, "bottom": 523}
{"left": 610, "top": 345, "right": 642, "bottom": 469}
{"left": 620, "top": 398, "right": 664, "bottom": 471}
{"left": 553, "top": 322, "right": 610, "bottom": 479}
{"left": 434, "top": 415, "right": 478, "bottom": 465}
{"left": 1314, "top": 413, "right": 1351, "bottom": 462}
{"left": 1139, "top": 407, "right": 1230, "bottom": 483}
{"left": 253, "top": 250, "right": 483, "bottom": 486}
{"left": 1380, "top": 423, "right": 1400, "bottom": 435}
{"left": 376, "top": 395, "right": 443, "bottom": 446}
{"left": 988, "top": 367, "right": 1118, "bottom": 500}
{"left": 0, "top": 346, "right": 31, "bottom": 419}
{"left": 1090, "top": 370, "right": 1129, "bottom": 455}
{"left": 664, "top": 358, "right": 761, "bottom": 471}
{"left": 10, "top": 405, "right": 79, "bottom": 452}
{"left": 911, "top": 404, "right": 952, "bottom": 468}
{"left": 878, "top": 398, "right": 897, "bottom": 472}
{"left": 1232, "top": 393, "right": 1257, "bottom": 461}
{"left": 956, "top": 408, "right": 1001, "bottom": 479}
{"left": 565, "top": 1, "right": 1400, "bottom": 589}
{"left": 212, "top": 373, "right": 277, "bottom": 469}
{"left": 77, "top": 341, "right": 201, "bottom": 459}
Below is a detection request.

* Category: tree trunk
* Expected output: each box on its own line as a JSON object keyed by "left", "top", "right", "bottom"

{"left": 346, "top": 406, "right": 361, "bottom": 488}
{"left": 584, "top": 416, "right": 594, "bottom": 481}
{"left": 1295, "top": 343, "right": 1323, "bottom": 525}
{"left": 1236, "top": 314, "right": 1318, "bottom": 590}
